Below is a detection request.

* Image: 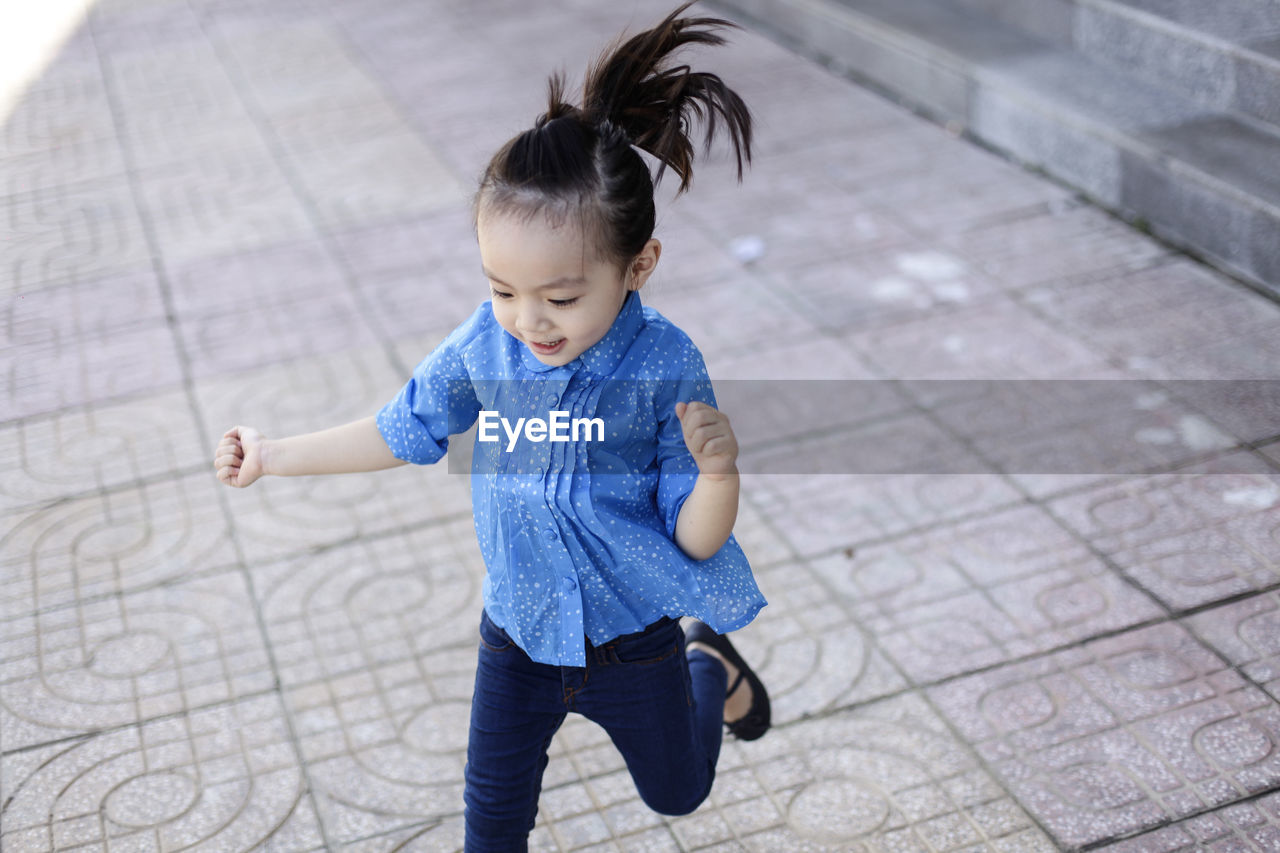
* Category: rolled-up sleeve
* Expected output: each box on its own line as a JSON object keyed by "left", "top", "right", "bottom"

{"left": 654, "top": 336, "right": 718, "bottom": 540}
{"left": 377, "top": 306, "right": 487, "bottom": 464}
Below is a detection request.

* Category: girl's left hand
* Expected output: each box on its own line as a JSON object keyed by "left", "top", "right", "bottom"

{"left": 675, "top": 401, "right": 738, "bottom": 478}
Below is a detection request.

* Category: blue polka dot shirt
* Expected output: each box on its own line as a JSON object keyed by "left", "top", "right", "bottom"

{"left": 377, "top": 290, "right": 766, "bottom": 666}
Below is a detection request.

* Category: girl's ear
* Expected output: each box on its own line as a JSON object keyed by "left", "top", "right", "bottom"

{"left": 628, "top": 239, "right": 662, "bottom": 290}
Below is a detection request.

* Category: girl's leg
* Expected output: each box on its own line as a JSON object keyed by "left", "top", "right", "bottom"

{"left": 465, "top": 611, "right": 566, "bottom": 852}
{"left": 579, "top": 619, "right": 728, "bottom": 816}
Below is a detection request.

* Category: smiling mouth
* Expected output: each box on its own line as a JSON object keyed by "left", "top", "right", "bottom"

{"left": 529, "top": 339, "right": 566, "bottom": 354}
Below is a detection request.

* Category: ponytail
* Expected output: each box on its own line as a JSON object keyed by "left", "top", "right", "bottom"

{"left": 580, "top": 1, "right": 752, "bottom": 191}
{"left": 476, "top": 2, "right": 753, "bottom": 268}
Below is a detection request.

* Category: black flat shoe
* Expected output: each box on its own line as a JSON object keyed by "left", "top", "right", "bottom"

{"left": 685, "top": 621, "right": 771, "bottom": 741}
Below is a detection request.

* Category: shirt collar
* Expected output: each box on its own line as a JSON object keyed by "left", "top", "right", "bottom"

{"left": 516, "top": 289, "right": 646, "bottom": 377}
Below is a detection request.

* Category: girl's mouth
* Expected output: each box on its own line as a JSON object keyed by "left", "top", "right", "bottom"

{"left": 529, "top": 338, "right": 566, "bottom": 355}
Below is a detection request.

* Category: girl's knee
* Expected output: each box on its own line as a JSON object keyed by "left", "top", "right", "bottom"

{"left": 637, "top": 769, "right": 714, "bottom": 816}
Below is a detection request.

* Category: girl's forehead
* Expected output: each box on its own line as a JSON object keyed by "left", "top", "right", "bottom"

{"left": 477, "top": 208, "right": 611, "bottom": 276}
{"left": 477, "top": 207, "right": 581, "bottom": 242}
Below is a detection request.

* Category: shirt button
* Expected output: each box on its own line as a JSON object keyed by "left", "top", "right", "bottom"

{"left": 562, "top": 576, "right": 577, "bottom": 590}
{"left": 543, "top": 527, "right": 559, "bottom": 542}
{"left": 533, "top": 466, "right": 545, "bottom": 478}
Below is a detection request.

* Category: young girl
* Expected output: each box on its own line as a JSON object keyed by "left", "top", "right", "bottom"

{"left": 213, "top": 4, "right": 769, "bottom": 848}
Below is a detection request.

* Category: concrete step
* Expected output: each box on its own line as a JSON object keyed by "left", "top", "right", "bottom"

{"left": 1072, "top": 0, "right": 1280, "bottom": 127}
{"left": 947, "top": 0, "right": 1280, "bottom": 127}
{"left": 717, "top": 0, "right": 1280, "bottom": 296}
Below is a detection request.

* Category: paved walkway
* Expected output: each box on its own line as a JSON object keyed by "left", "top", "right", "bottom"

{"left": 4, "top": 0, "right": 1280, "bottom": 850}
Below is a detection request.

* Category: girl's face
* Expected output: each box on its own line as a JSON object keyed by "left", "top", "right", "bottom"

{"left": 477, "top": 209, "right": 659, "bottom": 366}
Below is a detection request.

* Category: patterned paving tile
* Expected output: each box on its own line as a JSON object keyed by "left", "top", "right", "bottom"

{"left": 327, "top": 209, "right": 489, "bottom": 341}
{"left": 939, "top": 201, "right": 1171, "bottom": 291}
{"left": 2, "top": 264, "right": 167, "bottom": 351}
{"left": 103, "top": 38, "right": 269, "bottom": 166}
{"left": 1021, "top": 259, "right": 1280, "bottom": 379}
{"left": 215, "top": 19, "right": 393, "bottom": 117}
{"left": 327, "top": 207, "right": 478, "bottom": 284}
{"left": 246, "top": 519, "right": 481, "bottom": 840}
{"left": 744, "top": 473, "right": 1024, "bottom": 557}
{"left": 287, "top": 129, "right": 468, "bottom": 227}
{"left": 1, "top": 180, "right": 153, "bottom": 295}
{"left": 123, "top": 107, "right": 272, "bottom": 175}
{"left": 642, "top": 274, "right": 820, "bottom": 359}
{"left": 336, "top": 819, "right": 465, "bottom": 851}
{"left": 0, "top": 568, "right": 274, "bottom": 750}
{"left": 745, "top": 559, "right": 909, "bottom": 723}
{"left": 847, "top": 297, "right": 1123, "bottom": 380}
{"left": 282, "top": 643, "right": 476, "bottom": 843}
{"left": 89, "top": 0, "right": 207, "bottom": 55}
{"left": 529, "top": 693, "right": 1056, "bottom": 852}
{"left": 165, "top": 235, "right": 348, "bottom": 319}
{"left": 0, "top": 694, "right": 326, "bottom": 852}
{"left": 641, "top": 210, "right": 745, "bottom": 288}
{"left": 0, "top": 68, "right": 116, "bottom": 163}
{"left": 0, "top": 472, "right": 236, "bottom": 616}
{"left": 921, "top": 379, "right": 1239, "bottom": 480}
{"left": 773, "top": 245, "right": 1006, "bottom": 337}
{"left": 728, "top": 491, "right": 794, "bottom": 570}
{"left": 180, "top": 286, "right": 378, "bottom": 381}
{"left": 794, "top": 121, "right": 961, "bottom": 196}
{"left": 1262, "top": 440, "right": 1280, "bottom": 467}
{"left": 3, "top": 318, "right": 184, "bottom": 422}
{"left": 1094, "top": 790, "right": 1280, "bottom": 851}
{"left": 1189, "top": 591, "right": 1280, "bottom": 703}
{"left": 852, "top": 140, "right": 1075, "bottom": 236}
{"left": 0, "top": 127, "right": 126, "bottom": 202}
{"left": 0, "top": 389, "right": 207, "bottom": 513}
{"left": 132, "top": 147, "right": 317, "bottom": 265}
{"left": 256, "top": 517, "right": 485, "bottom": 685}
{"left": 1169, "top": 381, "right": 1280, "bottom": 448}
{"left": 220, "top": 461, "right": 473, "bottom": 565}
{"left": 268, "top": 99, "right": 408, "bottom": 163}
{"left": 348, "top": 691, "right": 1055, "bottom": 852}
{"left": 197, "top": 342, "right": 470, "bottom": 559}
{"left": 695, "top": 368, "right": 911, "bottom": 458}
{"left": 102, "top": 37, "right": 239, "bottom": 114}
{"left": 0, "top": 69, "right": 121, "bottom": 197}
{"left": 810, "top": 504, "right": 1165, "bottom": 684}
{"left": 739, "top": 410, "right": 1000, "bottom": 478}
{"left": 677, "top": 150, "right": 917, "bottom": 276}
{"left": 212, "top": 22, "right": 471, "bottom": 226}
{"left": 1147, "top": 328, "right": 1280, "bottom": 382}
{"left": 195, "top": 340, "right": 407, "bottom": 438}
{"left": 1049, "top": 470, "right": 1280, "bottom": 609}
{"left": 701, "top": 334, "right": 880, "bottom": 381}
{"left": 930, "top": 622, "right": 1280, "bottom": 849}
{"left": 714, "top": 37, "right": 918, "bottom": 159}
{"left": 363, "top": 267, "right": 493, "bottom": 345}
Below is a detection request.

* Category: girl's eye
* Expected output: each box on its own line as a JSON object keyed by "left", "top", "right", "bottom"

{"left": 491, "top": 289, "right": 513, "bottom": 300}
{"left": 549, "top": 297, "right": 579, "bottom": 307}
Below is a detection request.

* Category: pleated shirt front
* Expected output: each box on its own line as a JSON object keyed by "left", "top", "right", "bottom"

{"left": 377, "top": 291, "right": 765, "bottom": 666}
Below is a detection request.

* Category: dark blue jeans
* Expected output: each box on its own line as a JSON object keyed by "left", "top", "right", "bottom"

{"left": 464, "top": 610, "right": 728, "bottom": 851}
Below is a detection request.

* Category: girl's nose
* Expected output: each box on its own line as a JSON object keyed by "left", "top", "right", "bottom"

{"left": 516, "top": 302, "right": 550, "bottom": 333}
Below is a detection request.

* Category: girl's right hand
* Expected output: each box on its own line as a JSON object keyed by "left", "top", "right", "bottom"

{"left": 215, "top": 426, "right": 265, "bottom": 488}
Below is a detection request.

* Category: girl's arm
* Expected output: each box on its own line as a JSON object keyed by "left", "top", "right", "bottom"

{"left": 672, "top": 401, "right": 740, "bottom": 561}
{"left": 214, "top": 416, "right": 406, "bottom": 488}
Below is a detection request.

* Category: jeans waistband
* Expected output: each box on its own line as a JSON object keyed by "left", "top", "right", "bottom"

{"left": 586, "top": 616, "right": 676, "bottom": 650}
{"left": 481, "top": 610, "right": 676, "bottom": 652}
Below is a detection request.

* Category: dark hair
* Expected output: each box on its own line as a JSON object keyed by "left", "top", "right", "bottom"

{"left": 475, "top": 2, "right": 753, "bottom": 271}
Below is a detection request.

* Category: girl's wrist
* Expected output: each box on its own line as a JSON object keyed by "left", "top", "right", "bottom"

{"left": 698, "top": 466, "right": 739, "bottom": 483}
{"left": 258, "top": 439, "right": 276, "bottom": 477}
